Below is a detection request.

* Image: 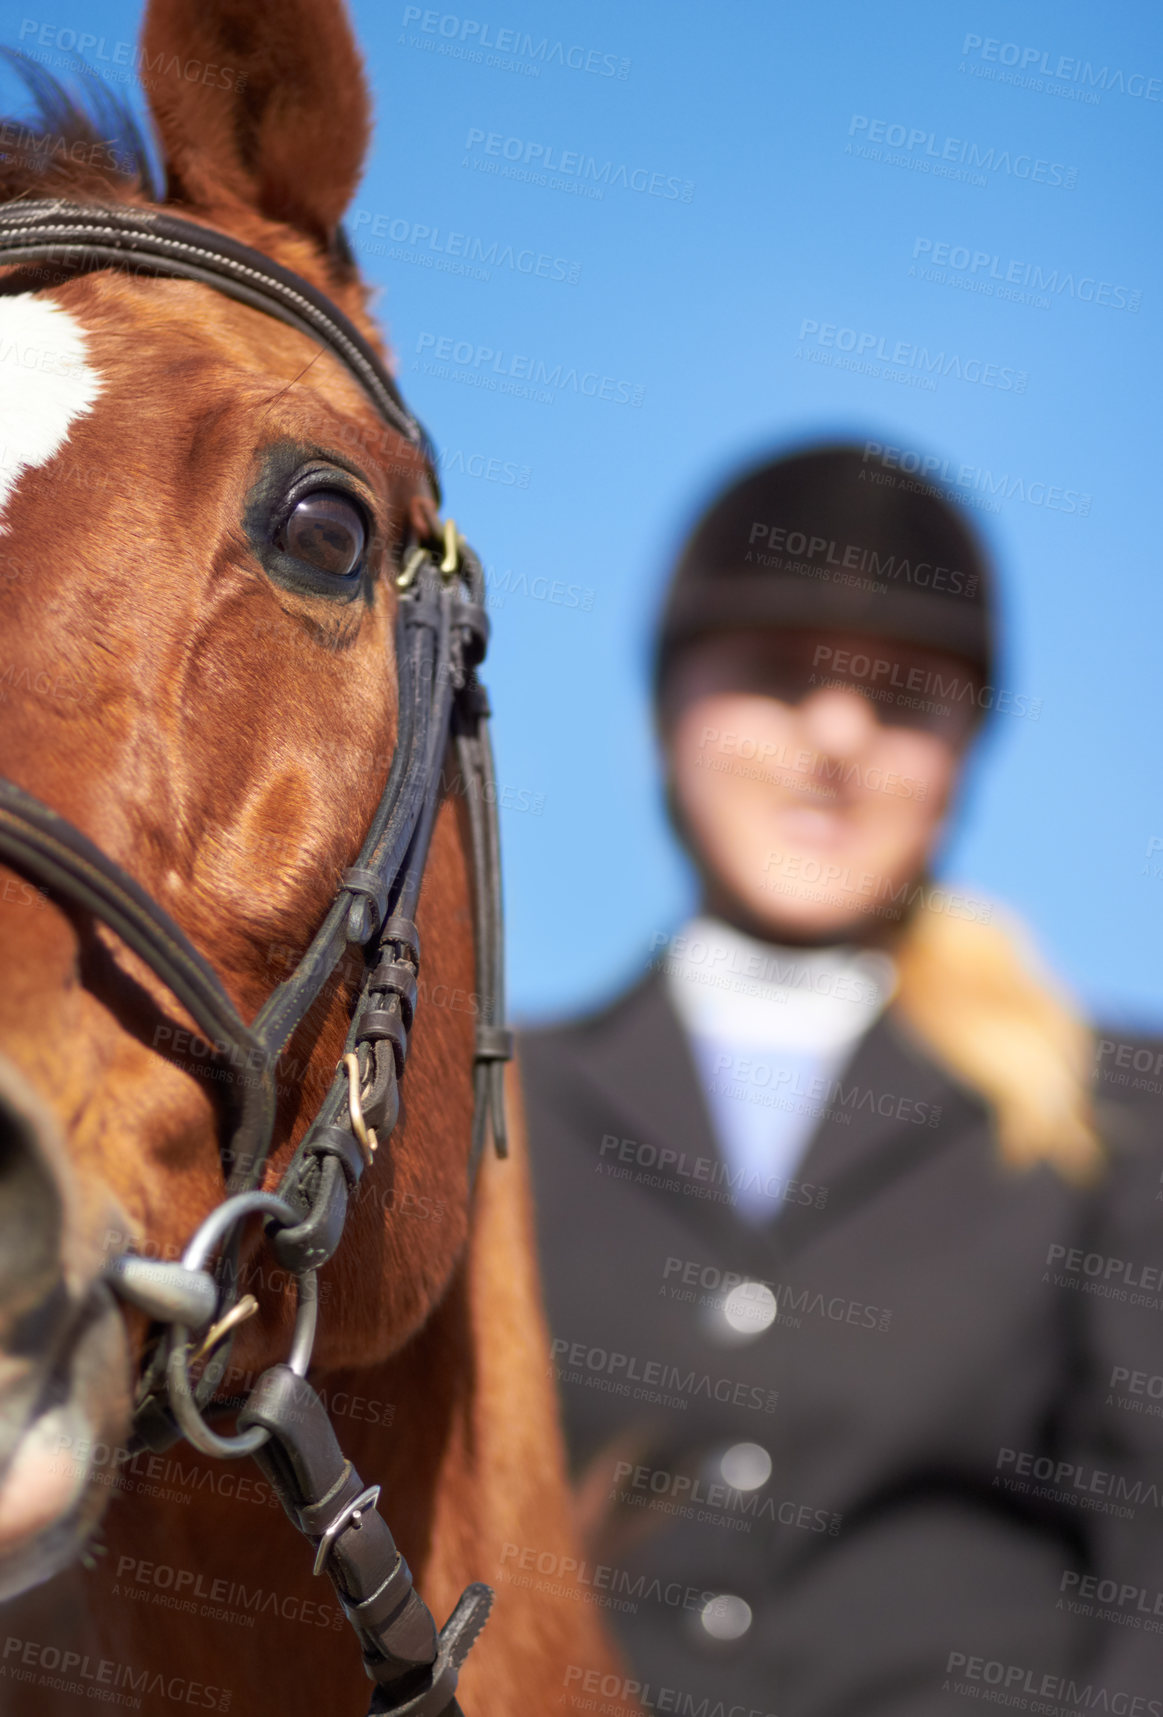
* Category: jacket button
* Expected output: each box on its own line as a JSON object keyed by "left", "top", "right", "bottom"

{"left": 709, "top": 1280, "right": 777, "bottom": 1343}
{"left": 697, "top": 1593, "right": 753, "bottom": 1642}
{"left": 718, "top": 1441, "right": 772, "bottom": 1491}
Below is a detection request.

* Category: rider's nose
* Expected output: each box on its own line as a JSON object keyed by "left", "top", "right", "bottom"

{"left": 799, "top": 687, "right": 879, "bottom": 758}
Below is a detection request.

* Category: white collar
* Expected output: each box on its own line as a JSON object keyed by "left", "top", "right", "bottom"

{"left": 661, "top": 914, "right": 896, "bottom": 1053}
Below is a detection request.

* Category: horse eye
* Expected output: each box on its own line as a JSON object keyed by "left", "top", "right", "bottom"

{"left": 281, "top": 490, "right": 366, "bottom": 578}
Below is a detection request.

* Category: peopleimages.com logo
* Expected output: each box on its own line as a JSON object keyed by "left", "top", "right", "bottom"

{"left": 17, "top": 17, "right": 248, "bottom": 90}
{"left": 401, "top": 9, "right": 630, "bottom": 78}
{"left": 350, "top": 210, "right": 581, "bottom": 285}
{"left": 413, "top": 332, "right": 646, "bottom": 407}
{"left": 797, "top": 320, "right": 1028, "bottom": 392}
{"left": 911, "top": 238, "right": 1141, "bottom": 314}
{"left": 943, "top": 1650, "right": 1162, "bottom": 1711}
{"left": 959, "top": 33, "right": 1162, "bottom": 103}
{"left": 847, "top": 114, "right": 1077, "bottom": 189}
{"left": 861, "top": 442, "right": 1092, "bottom": 518}
{"left": 463, "top": 129, "right": 694, "bottom": 201}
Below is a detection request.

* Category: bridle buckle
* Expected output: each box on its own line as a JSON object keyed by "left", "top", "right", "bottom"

{"left": 312, "top": 1483, "right": 382, "bottom": 1577}
{"left": 341, "top": 1051, "right": 379, "bottom": 1167}
{"left": 438, "top": 517, "right": 461, "bottom": 578}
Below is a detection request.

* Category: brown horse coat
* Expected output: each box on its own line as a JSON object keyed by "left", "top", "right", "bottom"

{"left": 0, "top": 1, "right": 633, "bottom": 1711}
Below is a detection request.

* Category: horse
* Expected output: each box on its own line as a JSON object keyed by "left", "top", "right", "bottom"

{"left": 0, "top": 1, "right": 634, "bottom": 1711}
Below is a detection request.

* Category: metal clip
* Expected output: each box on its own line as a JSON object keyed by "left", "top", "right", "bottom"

{"left": 439, "top": 518, "right": 460, "bottom": 578}
{"left": 191, "top": 1293, "right": 260, "bottom": 1366}
{"left": 395, "top": 544, "right": 429, "bottom": 592}
{"left": 341, "top": 1052, "right": 378, "bottom": 1167}
{"left": 396, "top": 521, "right": 459, "bottom": 592}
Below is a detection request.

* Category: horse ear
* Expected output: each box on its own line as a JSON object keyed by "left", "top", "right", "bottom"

{"left": 140, "top": 0, "right": 371, "bottom": 252}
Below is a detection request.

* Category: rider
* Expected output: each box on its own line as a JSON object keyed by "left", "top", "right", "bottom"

{"left": 520, "top": 443, "right": 1163, "bottom": 1716}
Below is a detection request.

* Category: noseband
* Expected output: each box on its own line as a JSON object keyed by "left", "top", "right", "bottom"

{"left": 0, "top": 199, "right": 511, "bottom": 1716}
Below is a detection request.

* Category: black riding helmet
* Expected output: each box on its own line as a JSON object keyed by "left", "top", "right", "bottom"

{"left": 654, "top": 443, "right": 996, "bottom": 712}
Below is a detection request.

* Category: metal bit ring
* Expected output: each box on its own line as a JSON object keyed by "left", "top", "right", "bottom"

{"left": 166, "top": 1190, "right": 319, "bottom": 1458}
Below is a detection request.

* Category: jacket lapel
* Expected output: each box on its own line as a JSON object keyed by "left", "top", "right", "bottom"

{"left": 566, "top": 971, "right": 986, "bottom": 1268}
{"left": 765, "top": 1009, "right": 987, "bottom": 1261}
{"left": 564, "top": 969, "right": 750, "bottom": 1256}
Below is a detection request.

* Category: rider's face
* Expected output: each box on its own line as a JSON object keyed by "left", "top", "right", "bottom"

{"left": 663, "top": 628, "right": 978, "bottom": 942}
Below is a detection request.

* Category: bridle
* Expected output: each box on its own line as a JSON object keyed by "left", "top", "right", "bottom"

{"left": 0, "top": 199, "right": 512, "bottom": 1716}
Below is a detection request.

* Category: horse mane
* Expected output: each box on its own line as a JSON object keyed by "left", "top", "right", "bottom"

{"left": 0, "top": 52, "right": 162, "bottom": 204}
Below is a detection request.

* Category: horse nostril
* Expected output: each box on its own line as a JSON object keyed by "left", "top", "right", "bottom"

{"left": 0, "top": 1056, "right": 131, "bottom": 1594}
{"left": 0, "top": 1056, "right": 66, "bottom": 1342}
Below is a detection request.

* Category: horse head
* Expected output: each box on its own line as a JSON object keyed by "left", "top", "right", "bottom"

{"left": 0, "top": 0, "right": 489, "bottom": 1599}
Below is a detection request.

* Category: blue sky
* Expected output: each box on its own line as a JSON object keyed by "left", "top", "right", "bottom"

{"left": 5, "top": 0, "right": 1162, "bottom": 1025}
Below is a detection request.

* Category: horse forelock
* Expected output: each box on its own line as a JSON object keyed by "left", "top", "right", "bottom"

{"left": 0, "top": 59, "right": 386, "bottom": 364}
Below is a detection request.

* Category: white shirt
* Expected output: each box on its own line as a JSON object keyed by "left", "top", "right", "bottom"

{"left": 661, "top": 915, "right": 896, "bottom": 1225}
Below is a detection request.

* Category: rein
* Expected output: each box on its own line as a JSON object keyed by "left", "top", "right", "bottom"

{"left": 0, "top": 198, "right": 511, "bottom": 1716}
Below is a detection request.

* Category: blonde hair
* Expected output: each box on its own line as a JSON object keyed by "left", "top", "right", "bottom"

{"left": 892, "top": 901, "right": 1101, "bottom": 1183}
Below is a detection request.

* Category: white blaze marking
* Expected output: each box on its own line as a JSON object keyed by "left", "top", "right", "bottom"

{"left": 0, "top": 294, "right": 102, "bottom": 526}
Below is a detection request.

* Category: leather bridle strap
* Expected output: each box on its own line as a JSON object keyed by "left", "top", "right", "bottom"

{"left": 0, "top": 196, "right": 510, "bottom": 1193}
{"left": 0, "top": 198, "right": 429, "bottom": 459}
{"left": 0, "top": 196, "right": 511, "bottom": 1717}
{"left": 0, "top": 776, "right": 277, "bottom": 1183}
